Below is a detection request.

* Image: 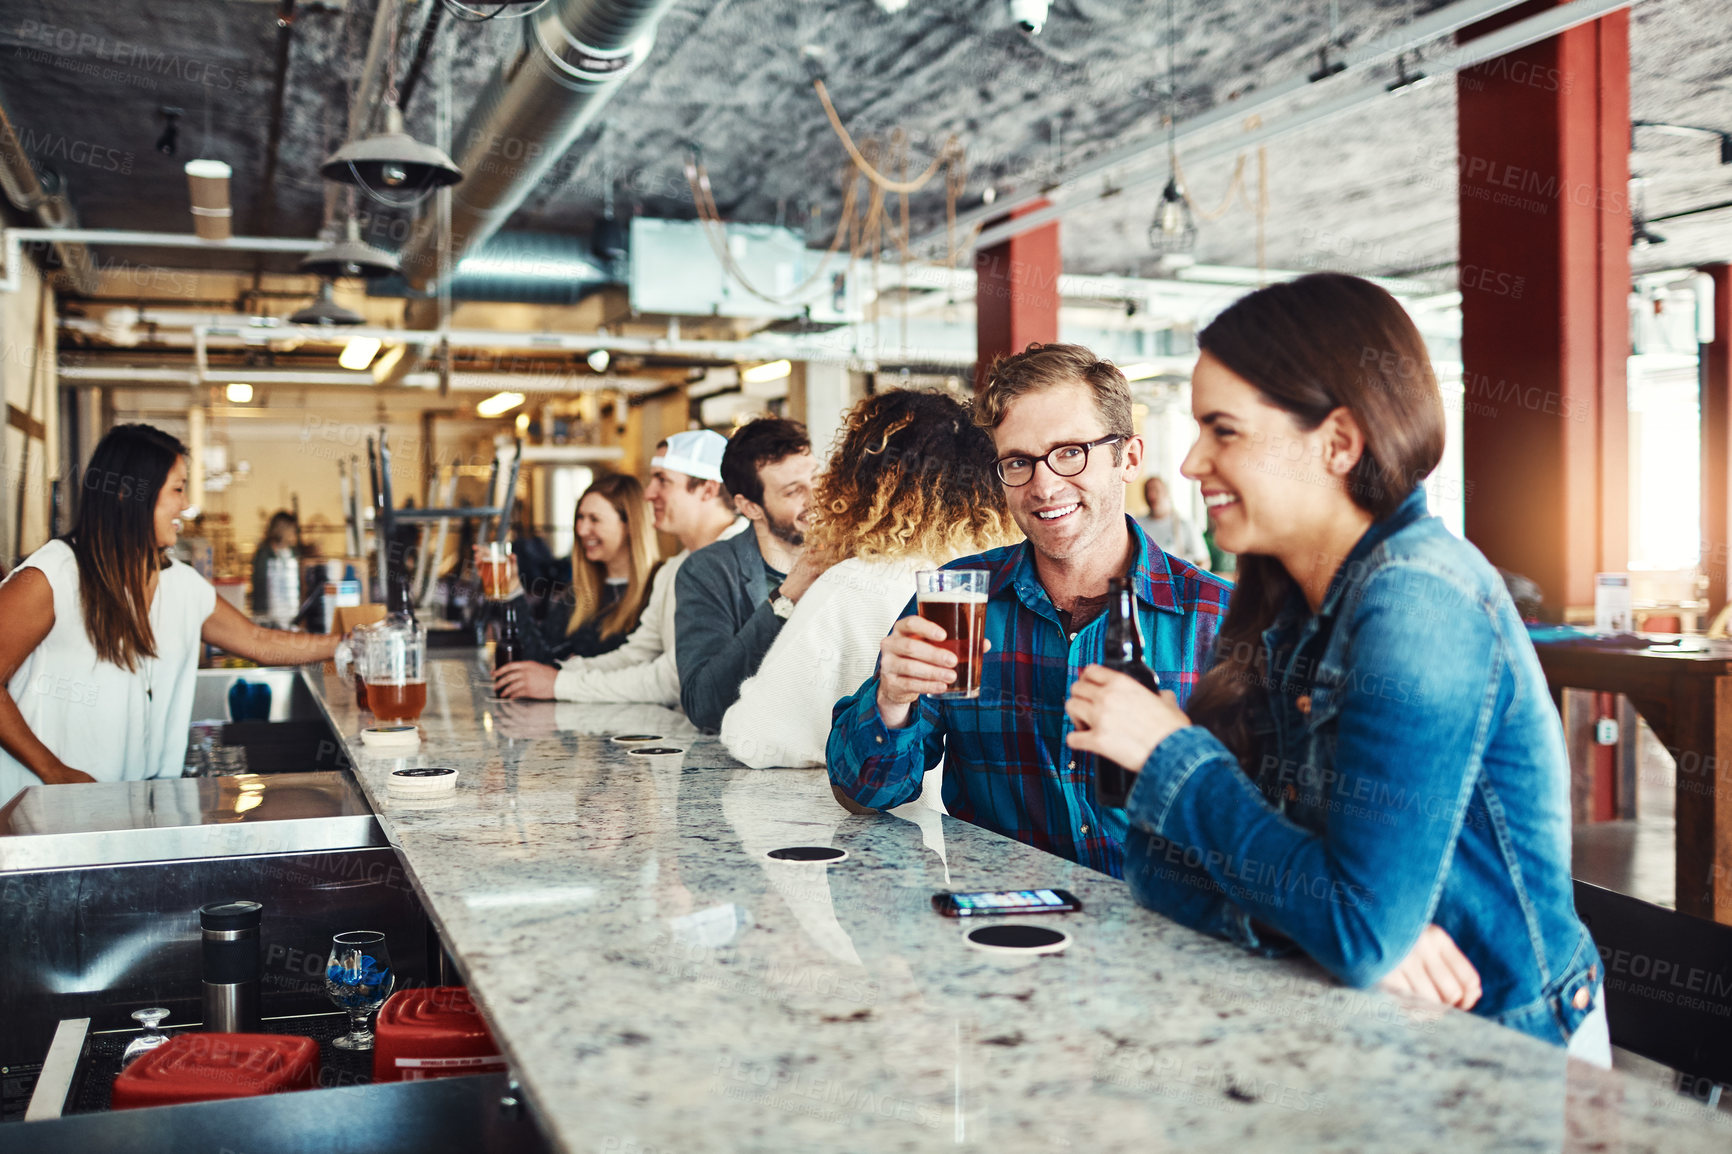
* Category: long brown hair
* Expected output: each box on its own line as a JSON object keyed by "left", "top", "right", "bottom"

{"left": 64, "top": 423, "right": 187, "bottom": 671}
{"left": 802, "top": 389, "right": 1021, "bottom": 566}
{"left": 1185, "top": 273, "right": 1445, "bottom": 767}
{"left": 566, "top": 473, "right": 659, "bottom": 641}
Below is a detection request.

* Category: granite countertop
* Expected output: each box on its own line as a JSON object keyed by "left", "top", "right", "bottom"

{"left": 309, "top": 655, "right": 1732, "bottom": 1152}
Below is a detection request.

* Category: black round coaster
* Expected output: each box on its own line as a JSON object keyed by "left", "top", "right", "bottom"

{"left": 611, "top": 734, "right": 665, "bottom": 744}
{"left": 764, "top": 846, "right": 848, "bottom": 863}
{"left": 964, "top": 923, "right": 1071, "bottom": 954}
{"left": 627, "top": 746, "right": 685, "bottom": 756}
{"left": 391, "top": 767, "right": 455, "bottom": 779}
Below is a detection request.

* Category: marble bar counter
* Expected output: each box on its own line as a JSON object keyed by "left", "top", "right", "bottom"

{"left": 309, "top": 654, "right": 1730, "bottom": 1153}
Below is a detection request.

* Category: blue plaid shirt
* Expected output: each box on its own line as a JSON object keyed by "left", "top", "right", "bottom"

{"left": 827, "top": 518, "right": 1233, "bottom": 877}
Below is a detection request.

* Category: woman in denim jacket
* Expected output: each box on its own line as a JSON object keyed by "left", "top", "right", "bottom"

{"left": 1066, "top": 273, "right": 1607, "bottom": 1059}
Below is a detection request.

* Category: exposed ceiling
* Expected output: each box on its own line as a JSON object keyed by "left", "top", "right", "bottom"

{"left": 0, "top": 0, "right": 1727, "bottom": 292}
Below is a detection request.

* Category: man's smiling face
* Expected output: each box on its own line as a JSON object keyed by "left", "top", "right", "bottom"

{"left": 991, "top": 379, "right": 1140, "bottom": 564}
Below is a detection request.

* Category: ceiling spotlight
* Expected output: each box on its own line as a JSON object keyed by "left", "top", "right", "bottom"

{"left": 1007, "top": 0, "right": 1049, "bottom": 34}
{"left": 339, "top": 336, "right": 383, "bottom": 371}
{"left": 289, "top": 281, "right": 365, "bottom": 326}
{"left": 155, "top": 106, "right": 182, "bottom": 156}
{"left": 225, "top": 382, "right": 254, "bottom": 404}
{"left": 320, "top": 104, "right": 462, "bottom": 206}
{"left": 587, "top": 348, "right": 611, "bottom": 373}
{"left": 1629, "top": 176, "right": 1667, "bottom": 251}
{"left": 299, "top": 216, "right": 401, "bottom": 280}
{"left": 476, "top": 391, "right": 526, "bottom": 418}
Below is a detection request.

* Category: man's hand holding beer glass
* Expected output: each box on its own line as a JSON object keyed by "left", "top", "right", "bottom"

{"left": 877, "top": 570, "right": 991, "bottom": 729}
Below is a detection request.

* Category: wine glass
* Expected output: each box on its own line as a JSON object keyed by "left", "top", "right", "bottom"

{"left": 325, "top": 930, "right": 394, "bottom": 1050}
{"left": 121, "top": 1007, "right": 171, "bottom": 1066}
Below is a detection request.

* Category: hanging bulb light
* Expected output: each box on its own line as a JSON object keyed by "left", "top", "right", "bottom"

{"left": 1148, "top": 0, "right": 1197, "bottom": 255}
{"left": 299, "top": 217, "right": 401, "bottom": 280}
{"left": 1150, "top": 176, "right": 1197, "bottom": 254}
{"left": 319, "top": 103, "right": 462, "bottom": 207}
{"left": 289, "top": 281, "right": 365, "bottom": 326}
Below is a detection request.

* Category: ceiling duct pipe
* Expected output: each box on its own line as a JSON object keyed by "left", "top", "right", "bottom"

{"left": 0, "top": 92, "right": 98, "bottom": 294}
{"left": 369, "top": 232, "right": 610, "bottom": 305}
{"left": 396, "top": 0, "right": 680, "bottom": 290}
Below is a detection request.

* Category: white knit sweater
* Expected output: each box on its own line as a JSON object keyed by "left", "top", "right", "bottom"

{"left": 720, "top": 555, "right": 929, "bottom": 770}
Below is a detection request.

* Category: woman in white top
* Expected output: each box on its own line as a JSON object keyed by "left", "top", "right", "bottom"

{"left": 0, "top": 424, "right": 343, "bottom": 803}
{"left": 721, "top": 390, "right": 1020, "bottom": 772}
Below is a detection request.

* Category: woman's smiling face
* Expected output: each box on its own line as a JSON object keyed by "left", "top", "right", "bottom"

{"left": 154, "top": 456, "right": 190, "bottom": 549}
{"left": 1181, "top": 352, "right": 1349, "bottom": 560}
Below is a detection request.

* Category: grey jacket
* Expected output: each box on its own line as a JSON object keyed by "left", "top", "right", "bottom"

{"left": 674, "top": 526, "right": 786, "bottom": 730}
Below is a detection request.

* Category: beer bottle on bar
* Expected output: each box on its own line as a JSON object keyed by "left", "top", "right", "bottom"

{"left": 1093, "top": 576, "right": 1161, "bottom": 809}
{"left": 494, "top": 599, "right": 524, "bottom": 672}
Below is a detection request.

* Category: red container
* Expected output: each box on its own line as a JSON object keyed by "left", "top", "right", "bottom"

{"left": 372, "top": 986, "right": 505, "bottom": 1083}
{"left": 111, "top": 1033, "right": 319, "bottom": 1109}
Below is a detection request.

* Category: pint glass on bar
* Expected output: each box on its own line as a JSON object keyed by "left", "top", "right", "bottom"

{"left": 916, "top": 570, "right": 989, "bottom": 699}
{"left": 478, "top": 541, "right": 516, "bottom": 602}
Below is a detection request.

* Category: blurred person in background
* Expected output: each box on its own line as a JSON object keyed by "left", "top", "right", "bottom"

{"left": 675, "top": 418, "right": 818, "bottom": 730}
{"left": 1136, "top": 475, "right": 1209, "bottom": 569}
{"left": 494, "top": 430, "right": 741, "bottom": 704}
{"left": 721, "top": 391, "right": 1020, "bottom": 771}
{"left": 498, "top": 475, "right": 661, "bottom": 666}
{"left": 249, "top": 510, "right": 302, "bottom": 622}
{"left": 0, "top": 424, "right": 342, "bottom": 803}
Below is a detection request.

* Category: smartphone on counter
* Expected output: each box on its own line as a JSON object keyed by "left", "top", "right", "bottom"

{"left": 932, "top": 888, "right": 1082, "bottom": 917}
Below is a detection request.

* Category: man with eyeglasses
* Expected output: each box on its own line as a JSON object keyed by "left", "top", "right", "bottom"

{"left": 827, "top": 343, "right": 1233, "bottom": 877}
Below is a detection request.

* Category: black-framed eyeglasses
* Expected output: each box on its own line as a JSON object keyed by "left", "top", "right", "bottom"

{"left": 994, "top": 435, "right": 1126, "bottom": 488}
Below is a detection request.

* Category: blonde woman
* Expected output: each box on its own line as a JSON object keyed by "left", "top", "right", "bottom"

{"left": 720, "top": 391, "right": 1019, "bottom": 770}
{"left": 521, "top": 474, "right": 660, "bottom": 664}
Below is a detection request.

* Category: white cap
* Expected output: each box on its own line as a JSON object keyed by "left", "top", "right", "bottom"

{"left": 651, "top": 429, "right": 728, "bottom": 483}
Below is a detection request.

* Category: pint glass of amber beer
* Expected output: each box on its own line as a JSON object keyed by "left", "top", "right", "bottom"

{"left": 478, "top": 541, "right": 516, "bottom": 602}
{"left": 916, "top": 570, "right": 989, "bottom": 699}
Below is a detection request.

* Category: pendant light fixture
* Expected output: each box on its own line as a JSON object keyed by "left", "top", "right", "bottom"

{"left": 289, "top": 281, "right": 366, "bottom": 326}
{"left": 300, "top": 216, "right": 401, "bottom": 280}
{"left": 320, "top": 103, "right": 462, "bottom": 207}
{"left": 1148, "top": 0, "right": 1197, "bottom": 255}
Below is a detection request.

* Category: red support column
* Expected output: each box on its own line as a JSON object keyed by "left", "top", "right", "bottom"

{"left": 1457, "top": 1, "right": 1630, "bottom": 619}
{"left": 1702, "top": 263, "right": 1732, "bottom": 620}
{"left": 974, "top": 201, "right": 1060, "bottom": 391}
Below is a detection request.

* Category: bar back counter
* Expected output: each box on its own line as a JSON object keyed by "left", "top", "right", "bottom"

{"left": 5, "top": 652, "right": 1730, "bottom": 1151}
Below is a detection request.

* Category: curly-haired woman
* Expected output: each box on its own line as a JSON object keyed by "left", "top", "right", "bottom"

{"left": 720, "top": 391, "right": 1020, "bottom": 771}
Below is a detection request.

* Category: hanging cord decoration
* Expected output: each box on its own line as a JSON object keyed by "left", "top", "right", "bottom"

{"left": 684, "top": 149, "right": 864, "bottom": 307}
{"left": 813, "top": 78, "right": 961, "bottom": 195}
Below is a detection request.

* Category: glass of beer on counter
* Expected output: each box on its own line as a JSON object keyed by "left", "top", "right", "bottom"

{"left": 478, "top": 540, "right": 516, "bottom": 602}
{"left": 364, "top": 617, "right": 426, "bottom": 723}
{"left": 916, "top": 569, "right": 988, "bottom": 699}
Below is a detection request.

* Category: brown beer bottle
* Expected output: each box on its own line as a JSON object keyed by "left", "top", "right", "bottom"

{"left": 1093, "top": 577, "right": 1160, "bottom": 809}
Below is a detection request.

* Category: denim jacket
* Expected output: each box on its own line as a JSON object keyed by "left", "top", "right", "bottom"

{"left": 1122, "top": 489, "right": 1601, "bottom": 1046}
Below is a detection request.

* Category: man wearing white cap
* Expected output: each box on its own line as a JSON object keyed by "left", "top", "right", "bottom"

{"left": 493, "top": 430, "right": 744, "bottom": 705}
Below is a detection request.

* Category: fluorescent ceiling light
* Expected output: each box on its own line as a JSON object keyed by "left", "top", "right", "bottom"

{"left": 740, "top": 359, "right": 792, "bottom": 384}
{"left": 224, "top": 382, "right": 254, "bottom": 403}
{"left": 339, "top": 336, "right": 382, "bottom": 370}
{"left": 1118, "top": 363, "right": 1163, "bottom": 382}
{"left": 477, "top": 391, "right": 525, "bottom": 418}
{"left": 372, "top": 343, "right": 407, "bottom": 380}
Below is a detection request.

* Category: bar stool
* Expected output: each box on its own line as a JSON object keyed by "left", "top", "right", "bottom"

{"left": 1573, "top": 880, "right": 1732, "bottom": 1103}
